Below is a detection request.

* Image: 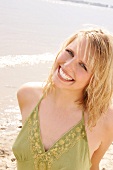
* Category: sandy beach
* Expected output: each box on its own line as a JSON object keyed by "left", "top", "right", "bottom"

{"left": 0, "top": 0, "right": 113, "bottom": 169}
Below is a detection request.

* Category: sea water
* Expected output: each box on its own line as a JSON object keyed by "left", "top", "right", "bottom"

{"left": 0, "top": 0, "right": 113, "bottom": 67}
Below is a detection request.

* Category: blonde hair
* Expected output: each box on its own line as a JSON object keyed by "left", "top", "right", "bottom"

{"left": 43, "top": 27, "right": 113, "bottom": 128}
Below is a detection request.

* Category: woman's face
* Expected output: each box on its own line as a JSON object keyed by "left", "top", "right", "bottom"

{"left": 52, "top": 38, "right": 92, "bottom": 93}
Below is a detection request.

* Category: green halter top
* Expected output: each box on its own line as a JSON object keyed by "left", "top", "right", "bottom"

{"left": 12, "top": 96, "right": 91, "bottom": 170}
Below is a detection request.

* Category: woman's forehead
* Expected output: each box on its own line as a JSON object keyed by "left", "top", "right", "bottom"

{"left": 67, "top": 36, "right": 87, "bottom": 49}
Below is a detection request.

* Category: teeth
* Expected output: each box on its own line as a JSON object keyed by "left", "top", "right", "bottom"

{"left": 59, "top": 68, "right": 73, "bottom": 81}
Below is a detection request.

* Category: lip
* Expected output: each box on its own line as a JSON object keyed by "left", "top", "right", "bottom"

{"left": 58, "top": 66, "right": 75, "bottom": 82}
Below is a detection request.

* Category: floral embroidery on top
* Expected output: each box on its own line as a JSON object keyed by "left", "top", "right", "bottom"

{"left": 28, "top": 105, "right": 86, "bottom": 170}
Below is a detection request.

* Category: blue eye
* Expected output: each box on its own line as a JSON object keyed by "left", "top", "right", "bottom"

{"left": 79, "top": 63, "right": 87, "bottom": 71}
{"left": 65, "top": 49, "right": 74, "bottom": 57}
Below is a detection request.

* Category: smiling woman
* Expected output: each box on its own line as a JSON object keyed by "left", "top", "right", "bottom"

{"left": 51, "top": 38, "right": 92, "bottom": 93}
{"left": 12, "top": 26, "right": 113, "bottom": 170}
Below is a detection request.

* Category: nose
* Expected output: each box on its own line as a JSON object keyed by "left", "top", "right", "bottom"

{"left": 63, "top": 57, "right": 77, "bottom": 70}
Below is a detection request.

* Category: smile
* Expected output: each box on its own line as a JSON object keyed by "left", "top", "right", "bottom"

{"left": 58, "top": 66, "right": 74, "bottom": 81}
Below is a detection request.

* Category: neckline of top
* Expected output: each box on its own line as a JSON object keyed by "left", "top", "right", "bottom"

{"left": 36, "top": 95, "right": 85, "bottom": 153}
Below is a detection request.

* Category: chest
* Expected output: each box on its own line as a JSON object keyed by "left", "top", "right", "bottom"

{"left": 40, "top": 113, "right": 102, "bottom": 158}
{"left": 39, "top": 107, "right": 84, "bottom": 151}
{"left": 38, "top": 99, "right": 103, "bottom": 158}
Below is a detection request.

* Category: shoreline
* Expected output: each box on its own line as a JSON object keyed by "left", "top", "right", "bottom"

{"left": 0, "top": 0, "right": 113, "bottom": 56}
{"left": 61, "top": 0, "right": 113, "bottom": 8}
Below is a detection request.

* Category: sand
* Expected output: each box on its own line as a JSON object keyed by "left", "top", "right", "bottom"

{"left": 0, "top": 62, "right": 52, "bottom": 170}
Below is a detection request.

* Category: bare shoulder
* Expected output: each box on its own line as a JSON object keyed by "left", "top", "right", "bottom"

{"left": 17, "top": 81, "right": 45, "bottom": 104}
{"left": 17, "top": 82, "right": 45, "bottom": 123}
{"left": 17, "top": 81, "right": 44, "bottom": 98}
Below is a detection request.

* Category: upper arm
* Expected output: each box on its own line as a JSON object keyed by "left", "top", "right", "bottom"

{"left": 17, "top": 83, "right": 30, "bottom": 113}
{"left": 90, "top": 109, "right": 113, "bottom": 170}
{"left": 17, "top": 82, "right": 44, "bottom": 124}
{"left": 90, "top": 139, "right": 112, "bottom": 170}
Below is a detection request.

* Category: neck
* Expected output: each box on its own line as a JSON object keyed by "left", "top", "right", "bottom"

{"left": 48, "top": 87, "right": 83, "bottom": 110}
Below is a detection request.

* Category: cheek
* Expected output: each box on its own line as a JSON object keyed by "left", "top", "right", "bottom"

{"left": 52, "top": 55, "right": 62, "bottom": 71}
{"left": 76, "top": 69, "right": 91, "bottom": 84}
{"left": 82, "top": 75, "right": 91, "bottom": 86}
